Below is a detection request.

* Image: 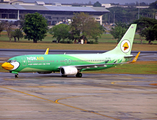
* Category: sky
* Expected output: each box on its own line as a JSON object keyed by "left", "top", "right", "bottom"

{"left": 22, "top": 0, "right": 156, "bottom": 4}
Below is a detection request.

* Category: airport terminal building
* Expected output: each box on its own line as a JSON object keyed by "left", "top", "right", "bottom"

{"left": 0, "top": 1, "right": 109, "bottom": 25}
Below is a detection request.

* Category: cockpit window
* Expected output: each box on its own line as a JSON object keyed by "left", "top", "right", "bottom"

{"left": 7, "top": 60, "right": 17, "bottom": 63}
{"left": 7, "top": 60, "right": 12, "bottom": 63}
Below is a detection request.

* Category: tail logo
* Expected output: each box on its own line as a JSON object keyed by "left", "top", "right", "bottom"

{"left": 121, "top": 40, "right": 131, "bottom": 53}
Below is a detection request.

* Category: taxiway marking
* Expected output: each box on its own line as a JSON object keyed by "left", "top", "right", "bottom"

{"left": 55, "top": 96, "right": 120, "bottom": 120}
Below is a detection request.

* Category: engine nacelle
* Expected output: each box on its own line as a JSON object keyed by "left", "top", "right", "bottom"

{"left": 60, "top": 66, "right": 78, "bottom": 75}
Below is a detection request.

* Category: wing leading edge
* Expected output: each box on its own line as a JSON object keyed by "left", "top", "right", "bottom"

{"left": 59, "top": 62, "right": 126, "bottom": 71}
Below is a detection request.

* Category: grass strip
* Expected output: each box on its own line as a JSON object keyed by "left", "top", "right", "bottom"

{"left": 0, "top": 41, "right": 157, "bottom": 51}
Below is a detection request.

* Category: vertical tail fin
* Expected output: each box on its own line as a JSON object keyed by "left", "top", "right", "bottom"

{"left": 106, "top": 24, "right": 137, "bottom": 55}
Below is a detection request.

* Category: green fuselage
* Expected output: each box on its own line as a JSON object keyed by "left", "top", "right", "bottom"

{"left": 9, "top": 53, "right": 128, "bottom": 74}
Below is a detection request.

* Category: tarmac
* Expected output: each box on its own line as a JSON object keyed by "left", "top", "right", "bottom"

{"left": 0, "top": 73, "right": 157, "bottom": 120}
{"left": 0, "top": 49, "right": 157, "bottom": 119}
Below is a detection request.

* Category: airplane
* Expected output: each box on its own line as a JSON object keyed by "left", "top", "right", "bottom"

{"left": 1, "top": 24, "right": 139, "bottom": 78}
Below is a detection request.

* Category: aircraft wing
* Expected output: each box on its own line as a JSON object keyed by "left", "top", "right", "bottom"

{"left": 59, "top": 62, "right": 126, "bottom": 71}
{"left": 75, "top": 62, "right": 126, "bottom": 70}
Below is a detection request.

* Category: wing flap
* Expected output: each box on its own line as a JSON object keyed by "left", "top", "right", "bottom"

{"left": 124, "top": 52, "right": 140, "bottom": 63}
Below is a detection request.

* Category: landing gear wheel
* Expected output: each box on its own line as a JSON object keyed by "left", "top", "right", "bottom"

{"left": 15, "top": 74, "right": 18, "bottom": 78}
{"left": 76, "top": 73, "right": 82, "bottom": 78}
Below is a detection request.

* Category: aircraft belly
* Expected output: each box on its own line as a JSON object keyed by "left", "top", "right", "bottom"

{"left": 20, "top": 67, "right": 52, "bottom": 72}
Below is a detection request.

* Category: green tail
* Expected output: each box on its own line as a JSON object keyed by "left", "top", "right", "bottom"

{"left": 105, "top": 24, "right": 137, "bottom": 55}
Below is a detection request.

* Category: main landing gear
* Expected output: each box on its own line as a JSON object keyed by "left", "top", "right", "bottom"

{"left": 76, "top": 72, "right": 82, "bottom": 78}
{"left": 61, "top": 73, "right": 82, "bottom": 77}
{"left": 62, "top": 75, "right": 67, "bottom": 77}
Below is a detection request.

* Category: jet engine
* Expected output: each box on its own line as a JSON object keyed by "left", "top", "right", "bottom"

{"left": 60, "top": 66, "right": 78, "bottom": 75}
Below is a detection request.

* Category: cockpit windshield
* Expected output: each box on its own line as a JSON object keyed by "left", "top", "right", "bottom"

{"left": 7, "top": 60, "right": 17, "bottom": 63}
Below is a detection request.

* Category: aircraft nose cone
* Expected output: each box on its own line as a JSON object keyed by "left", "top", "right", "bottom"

{"left": 1, "top": 62, "right": 14, "bottom": 70}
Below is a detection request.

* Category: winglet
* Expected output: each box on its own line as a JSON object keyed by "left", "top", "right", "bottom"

{"left": 45, "top": 48, "right": 49, "bottom": 55}
{"left": 131, "top": 52, "right": 140, "bottom": 63}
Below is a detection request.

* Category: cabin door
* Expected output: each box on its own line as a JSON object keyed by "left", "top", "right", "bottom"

{"left": 21, "top": 57, "right": 27, "bottom": 66}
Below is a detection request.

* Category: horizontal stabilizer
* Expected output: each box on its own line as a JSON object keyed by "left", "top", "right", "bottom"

{"left": 124, "top": 55, "right": 134, "bottom": 59}
{"left": 131, "top": 52, "right": 140, "bottom": 63}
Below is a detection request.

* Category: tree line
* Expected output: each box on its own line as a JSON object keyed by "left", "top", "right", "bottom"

{"left": 0, "top": 12, "right": 105, "bottom": 44}
{"left": 0, "top": 12, "right": 157, "bottom": 44}
{"left": 103, "top": 7, "right": 156, "bottom": 24}
{"left": 0, "top": 21, "right": 23, "bottom": 42}
{"left": 110, "top": 17, "right": 157, "bottom": 44}
{"left": 49, "top": 13, "right": 105, "bottom": 43}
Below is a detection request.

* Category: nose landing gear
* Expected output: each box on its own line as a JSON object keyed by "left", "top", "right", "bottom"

{"left": 15, "top": 74, "right": 18, "bottom": 78}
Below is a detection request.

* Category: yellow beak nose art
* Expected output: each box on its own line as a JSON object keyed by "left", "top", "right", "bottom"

{"left": 1, "top": 62, "right": 14, "bottom": 70}
{"left": 123, "top": 42, "right": 129, "bottom": 50}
